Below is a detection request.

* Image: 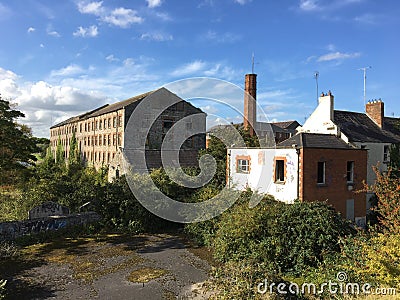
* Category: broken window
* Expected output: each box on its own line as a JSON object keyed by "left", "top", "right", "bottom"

{"left": 347, "top": 161, "right": 354, "bottom": 183}
{"left": 275, "top": 159, "right": 285, "bottom": 182}
{"left": 317, "top": 161, "right": 326, "bottom": 184}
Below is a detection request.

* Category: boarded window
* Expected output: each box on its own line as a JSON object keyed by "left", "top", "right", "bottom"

{"left": 346, "top": 199, "right": 354, "bottom": 220}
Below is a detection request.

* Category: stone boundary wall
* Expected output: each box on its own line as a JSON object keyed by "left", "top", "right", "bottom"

{"left": 0, "top": 212, "right": 101, "bottom": 240}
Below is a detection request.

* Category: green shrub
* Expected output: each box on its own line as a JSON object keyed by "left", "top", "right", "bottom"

{"left": 213, "top": 199, "right": 354, "bottom": 276}
{"left": 0, "top": 279, "right": 6, "bottom": 300}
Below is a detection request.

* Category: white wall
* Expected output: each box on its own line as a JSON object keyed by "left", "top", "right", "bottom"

{"left": 228, "top": 148, "right": 299, "bottom": 203}
{"left": 298, "top": 94, "right": 339, "bottom": 136}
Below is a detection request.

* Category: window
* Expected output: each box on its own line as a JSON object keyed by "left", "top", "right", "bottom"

{"left": 95, "top": 121, "right": 98, "bottom": 130}
{"left": 275, "top": 159, "right": 285, "bottom": 182}
{"left": 317, "top": 162, "right": 326, "bottom": 184}
{"left": 108, "top": 118, "right": 111, "bottom": 128}
{"left": 103, "top": 119, "right": 106, "bottom": 129}
{"left": 383, "top": 145, "right": 390, "bottom": 162}
{"left": 118, "top": 134, "right": 122, "bottom": 146}
{"left": 103, "top": 135, "right": 107, "bottom": 146}
{"left": 347, "top": 161, "right": 354, "bottom": 183}
{"left": 118, "top": 116, "right": 123, "bottom": 127}
{"left": 113, "top": 134, "right": 116, "bottom": 146}
{"left": 237, "top": 159, "right": 250, "bottom": 173}
{"left": 99, "top": 120, "right": 102, "bottom": 130}
{"left": 108, "top": 134, "right": 111, "bottom": 146}
{"left": 113, "top": 117, "right": 117, "bottom": 128}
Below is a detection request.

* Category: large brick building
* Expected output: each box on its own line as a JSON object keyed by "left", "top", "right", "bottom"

{"left": 50, "top": 87, "right": 206, "bottom": 178}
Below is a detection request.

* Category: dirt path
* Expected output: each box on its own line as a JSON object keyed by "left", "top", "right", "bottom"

{"left": 1, "top": 233, "right": 214, "bottom": 299}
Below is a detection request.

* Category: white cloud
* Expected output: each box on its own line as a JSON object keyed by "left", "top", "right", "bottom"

{"left": 202, "top": 30, "right": 241, "bottom": 43}
{"left": 77, "top": 1, "right": 104, "bottom": 15}
{"left": 73, "top": 25, "right": 98, "bottom": 37}
{"left": 234, "top": 0, "right": 252, "bottom": 4}
{"left": 317, "top": 51, "right": 361, "bottom": 62}
{"left": 76, "top": 1, "right": 143, "bottom": 28}
{"left": 354, "top": 13, "right": 378, "bottom": 24}
{"left": 0, "top": 3, "right": 11, "bottom": 20}
{"left": 103, "top": 7, "right": 143, "bottom": 27}
{"left": 298, "top": 0, "right": 364, "bottom": 12}
{"left": 0, "top": 67, "right": 107, "bottom": 137}
{"left": 27, "top": 27, "right": 35, "bottom": 33}
{"left": 140, "top": 32, "right": 173, "bottom": 41}
{"left": 153, "top": 11, "right": 172, "bottom": 21}
{"left": 46, "top": 24, "right": 60, "bottom": 37}
{"left": 50, "top": 64, "right": 85, "bottom": 77}
{"left": 299, "top": 0, "right": 320, "bottom": 11}
{"left": 146, "top": 0, "right": 162, "bottom": 8}
{"left": 171, "top": 60, "right": 208, "bottom": 77}
{"left": 106, "top": 54, "right": 119, "bottom": 62}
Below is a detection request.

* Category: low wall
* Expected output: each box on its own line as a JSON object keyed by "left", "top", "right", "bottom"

{"left": 0, "top": 212, "right": 101, "bottom": 240}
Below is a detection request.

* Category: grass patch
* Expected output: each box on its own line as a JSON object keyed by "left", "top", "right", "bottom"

{"left": 127, "top": 267, "right": 167, "bottom": 283}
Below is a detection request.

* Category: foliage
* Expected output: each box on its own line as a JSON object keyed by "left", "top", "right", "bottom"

{"left": 341, "top": 232, "right": 400, "bottom": 287}
{"left": 212, "top": 198, "right": 354, "bottom": 276}
{"left": 363, "top": 166, "right": 400, "bottom": 234}
{"left": 0, "top": 279, "right": 6, "bottom": 300}
{"left": 0, "top": 98, "right": 38, "bottom": 185}
{"left": 94, "top": 176, "right": 177, "bottom": 233}
{"left": 389, "top": 143, "right": 400, "bottom": 178}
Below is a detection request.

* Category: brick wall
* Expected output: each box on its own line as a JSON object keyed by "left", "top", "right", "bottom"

{"left": 300, "top": 148, "right": 367, "bottom": 219}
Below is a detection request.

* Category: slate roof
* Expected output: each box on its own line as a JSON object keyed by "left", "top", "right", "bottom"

{"left": 51, "top": 88, "right": 203, "bottom": 129}
{"left": 278, "top": 132, "right": 354, "bottom": 149}
{"left": 271, "top": 120, "right": 300, "bottom": 130}
{"left": 334, "top": 110, "right": 400, "bottom": 143}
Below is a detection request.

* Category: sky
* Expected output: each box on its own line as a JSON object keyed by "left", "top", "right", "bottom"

{"left": 0, "top": 0, "right": 399, "bottom": 137}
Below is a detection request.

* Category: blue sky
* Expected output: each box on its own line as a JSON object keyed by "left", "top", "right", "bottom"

{"left": 0, "top": 0, "right": 399, "bottom": 137}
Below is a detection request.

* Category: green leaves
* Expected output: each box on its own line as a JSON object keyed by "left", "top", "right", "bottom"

{"left": 0, "top": 98, "right": 38, "bottom": 185}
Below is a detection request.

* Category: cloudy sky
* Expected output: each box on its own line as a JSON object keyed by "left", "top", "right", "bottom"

{"left": 0, "top": 0, "right": 399, "bottom": 137}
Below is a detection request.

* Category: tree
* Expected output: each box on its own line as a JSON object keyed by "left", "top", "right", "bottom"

{"left": 0, "top": 97, "right": 38, "bottom": 185}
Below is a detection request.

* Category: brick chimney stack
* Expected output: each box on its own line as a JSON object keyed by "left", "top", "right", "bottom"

{"left": 244, "top": 73, "right": 257, "bottom": 136}
{"left": 366, "top": 99, "right": 384, "bottom": 128}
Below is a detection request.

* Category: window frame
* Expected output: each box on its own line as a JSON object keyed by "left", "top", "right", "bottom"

{"left": 236, "top": 158, "right": 250, "bottom": 174}
{"left": 317, "top": 161, "right": 326, "bottom": 185}
{"left": 346, "top": 161, "right": 354, "bottom": 183}
{"left": 274, "top": 158, "right": 286, "bottom": 183}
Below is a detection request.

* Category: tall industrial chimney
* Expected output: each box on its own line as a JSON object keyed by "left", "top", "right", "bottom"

{"left": 244, "top": 73, "right": 257, "bottom": 136}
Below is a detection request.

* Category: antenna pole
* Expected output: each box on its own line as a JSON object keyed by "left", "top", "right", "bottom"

{"left": 358, "top": 66, "right": 371, "bottom": 106}
{"left": 314, "top": 71, "right": 319, "bottom": 104}
{"left": 251, "top": 53, "right": 255, "bottom": 74}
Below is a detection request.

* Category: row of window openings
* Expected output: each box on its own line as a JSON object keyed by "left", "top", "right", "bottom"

{"left": 51, "top": 116, "right": 123, "bottom": 136}
{"left": 237, "top": 159, "right": 356, "bottom": 184}
{"left": 54, "top": 134, "right": 122, "bottom": 147}
{"left": 82, "top": 151, "right": 116, "bottom": 163}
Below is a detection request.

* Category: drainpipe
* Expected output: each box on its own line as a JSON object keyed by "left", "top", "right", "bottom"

{"left": 296, "top": 147, "right": 300, "bottom": 200}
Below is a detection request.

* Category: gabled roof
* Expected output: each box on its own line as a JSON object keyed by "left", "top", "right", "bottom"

{"left": 87, "top": 90, "right": 153, "bottom": 118}
{"left": 334, "top": 110, "right": 400, "bottom": 143}
{"left": 278, "top": 132, "right": 355, "bottom": 149}
{"left": 272, "top": 120, "right": 300, "bottom": 130}
{"left": 51, "top": 87, "right": 203, "bottom": 129}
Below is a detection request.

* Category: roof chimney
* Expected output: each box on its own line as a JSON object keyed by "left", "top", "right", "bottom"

{"left": 366, "top": 99, "right": 384, "bottom": 128}
{"left": 244, "top": 73, "right": 257, "bottom": 136}
{"left": 318, "top": 90, "right": 334, "bottom": 121}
